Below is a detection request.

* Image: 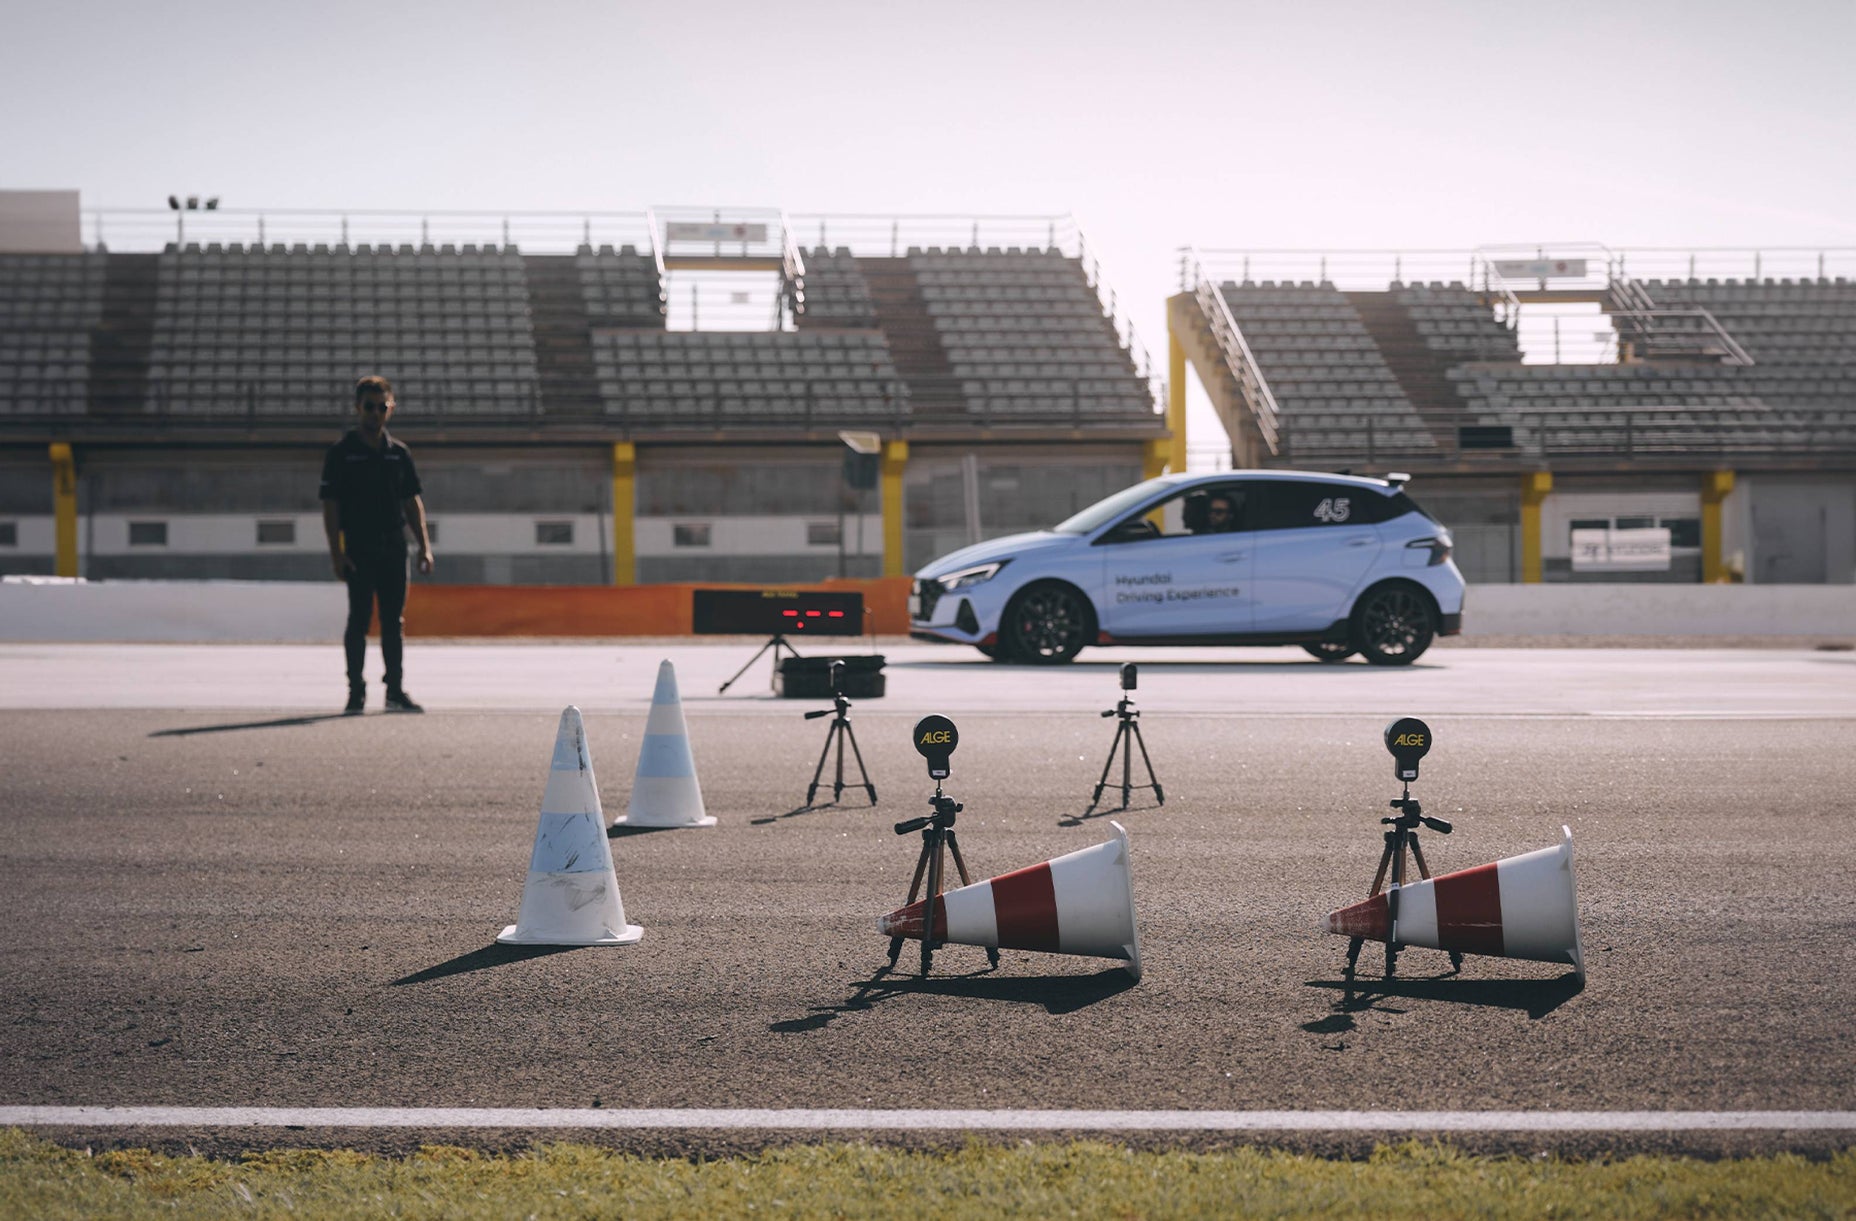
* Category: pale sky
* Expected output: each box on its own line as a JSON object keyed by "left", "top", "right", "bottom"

{"left": 5, "top": 0, "right": 1853, "bottom": 451}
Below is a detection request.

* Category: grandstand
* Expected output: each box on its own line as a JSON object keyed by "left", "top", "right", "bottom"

{"left": 0, "top": 197, "right": 1163, "bottom": 583}
{"left": 1169, "top": 245, "right": 1856, "bottom": 584}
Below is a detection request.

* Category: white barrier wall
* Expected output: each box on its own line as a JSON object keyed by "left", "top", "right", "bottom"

{"left": 1459, "top": 584, "right": 1856, "bottom": 636}
{"left": 0, "top": 580, "right": 346, "bottom": 643}
{"left": 1, "top": 579, "right": 1853, "bottom": 643}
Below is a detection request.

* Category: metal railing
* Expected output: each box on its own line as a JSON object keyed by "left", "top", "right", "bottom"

{"left": 1273, "top": 408, "right": 1856, "bottom": 467}
{"left": 1176, "top": 248, "right": 1281, "bottom": 451}
{"left": 84, "top": 206, "right": 661, "bottom": 257}
{"left": 0, "top": 375, "right": 1166, "bottom": 435}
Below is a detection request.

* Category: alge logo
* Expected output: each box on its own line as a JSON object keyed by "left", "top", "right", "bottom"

{"left": 1392, "top": 732, "right": 1426, "bottom": 748}
{"left": 920, "top": 729, "right": 953, "bottom": 745}
{"left": 1313, "top": 497, "right": 1351, "bottom": 523}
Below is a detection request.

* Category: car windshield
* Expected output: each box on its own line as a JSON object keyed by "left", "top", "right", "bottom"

{"left": 1051, "top": 477, "right": 1176, "bottom": 535}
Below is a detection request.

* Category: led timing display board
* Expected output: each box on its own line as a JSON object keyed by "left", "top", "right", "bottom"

{"left": 691, "top": 589, "right": 864, "bottom": 637}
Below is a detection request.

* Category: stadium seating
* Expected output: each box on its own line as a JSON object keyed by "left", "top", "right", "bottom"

{"left": 577, "top": 244, "right": 665, "bottom": 328}
{"left": 0, "top": 253, "right": 106, "bottom": 415}
{"left": 911, "top": 248, "right": 1152, "bottom": 420}
{"left": 1219, "top": 276, "right": 1856, "bottom": 463}
{"left": 796, "top": 247, "right": 878, "bottom": 327}
{"left": 144, "top": 243, "right": 539, "bottom": 416}
{"left": 590, "top": 329, "right": 906, "bottom": 422}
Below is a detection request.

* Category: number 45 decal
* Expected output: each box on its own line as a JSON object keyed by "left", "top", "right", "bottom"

{"left": 1313, "top": 497, "right": 1351, "bottom": 523}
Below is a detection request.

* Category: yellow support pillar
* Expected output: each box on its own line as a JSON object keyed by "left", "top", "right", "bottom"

{"left": 1166, "top": 328, "right": 1187, "bottom": 474}
{"left": 1701, "top": 469, "right": 1735, "bottom": 583}
{"left": 49, "top": 442, "right": 77, "bottom": 578}
{"left": 610, "top": 442, "right": 636, "bottom": 586}
{"left": 1520, "top": 470, "right": 1553, "bottom": 584}
{"left": 880, "top": 439, "right": 909, "bottom": 578}
{"left": 1141, "top": 438, "right": 1168, "bottom": 481}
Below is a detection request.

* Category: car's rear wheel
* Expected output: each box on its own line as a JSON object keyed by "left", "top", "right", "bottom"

{"left": 1001, "top": 581, "right": 1093, "bottom": 665}
{"left": 1350, "top": 583, "right": 1436, "bottom": 666}
{"left": 1302, "top": 642, "right": 1357, "bottom": 662}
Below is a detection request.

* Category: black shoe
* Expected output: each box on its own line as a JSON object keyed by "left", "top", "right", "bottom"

{"left": 344, "top": 688, "right": 366, "bottom": 716}
{"left": 384, "top": 690, "right": 424, "bottom": 714}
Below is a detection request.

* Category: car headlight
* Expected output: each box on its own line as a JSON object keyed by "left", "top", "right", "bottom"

{"left": 939, "top": 560, "right": 1010, "bottom": 591}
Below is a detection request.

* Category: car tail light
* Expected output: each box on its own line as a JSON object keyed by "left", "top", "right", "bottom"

{"left": 1406, "top": 535, "right": 1452, "bottom": 566}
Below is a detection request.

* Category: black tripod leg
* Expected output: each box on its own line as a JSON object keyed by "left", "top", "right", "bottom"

{"left": 718, "top": 638, "right": 778, "bottom": 694}
{"left": 833, "top": 721, "right": 846, "bottom": 801}
{"left": 1130, "top": 722, "right": 1163, "bottom": 805}
{"left": 805, "top": 722, "right": 835, "bottom": 806}
{"left": 1119, "top": 720, "right": 1133, "bottom": 808}
{"left": 1344, "top": 936, "right": 1363, "bottom": 977}
{"left": 921, "top": 834, "right": 944, "bottom": 977}
{"left": 1088, "top": 723, "right": 1123, "bottom": 809}
{"left": 842, "top": 721, "right": 876, "bottom": 803}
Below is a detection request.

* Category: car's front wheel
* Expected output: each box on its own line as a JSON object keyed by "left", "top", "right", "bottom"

{"left": 1000, "top": 581, "right": 1093, "bottom": 665}
{"left": 1350, "top": 582, "right": 1437, "bottom": 666}
{"left": 1302, "top": 642, "right": 1357, "bottom": 662}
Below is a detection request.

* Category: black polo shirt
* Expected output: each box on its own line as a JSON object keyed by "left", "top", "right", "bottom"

{"left": 319, "top": 428, "right": 423, "bottom": 553}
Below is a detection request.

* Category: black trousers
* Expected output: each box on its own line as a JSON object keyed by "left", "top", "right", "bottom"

{"left": 343, "top": 548, "right": 409, "bottom": 691}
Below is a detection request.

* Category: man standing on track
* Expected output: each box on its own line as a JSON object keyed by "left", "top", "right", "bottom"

{"left": 320, "top": 375, "right": 434, "bottom": 714}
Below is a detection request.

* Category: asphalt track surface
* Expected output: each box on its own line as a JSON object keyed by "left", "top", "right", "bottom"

{"left": 3, "top": 641, "right": 1854, "bottom": 1155}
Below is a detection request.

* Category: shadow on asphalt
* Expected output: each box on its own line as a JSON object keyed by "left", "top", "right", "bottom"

{"left": 149, "top": 713, "right": 355, "bottom": 737}
{"left": 1303, "top": 971, "right": 1584, "bottom": 1025}
{"left": 751, "top": 796, "right": 878, "bottom": 825}
{"left": 607, "top": 823, "right": 685, "bottom": 839}
{"left": 769, "top": 963, "right": 1137, "bottom": 1032}
{"left": 1059, "top": 797, "right": 1164, "bottom": 826}
{"left": 390, "top": 942, "right": 579, "bottom": 986}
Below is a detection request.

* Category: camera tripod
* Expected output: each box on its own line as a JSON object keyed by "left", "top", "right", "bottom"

{"left": 1344, "top": 783, "right": 1464, "bottom": 979}
{"left": 1086, "top": 691, "right": 1164, "bottom": 813}
{"left": 888, "top": 785, "right": 999, "bottom": 976}
{"left": 717, "top": 633, "right": 802, "bottom": 695}
{"left": 803, "top": 686, "right": 875, "bottom": 806}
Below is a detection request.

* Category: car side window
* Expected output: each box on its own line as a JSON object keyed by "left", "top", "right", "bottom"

{"left": 1098, "top": 485, "right": 1249, "bottom": 543}
{"left": 1249, "top": 482, "right": 1371, "bottom": 531}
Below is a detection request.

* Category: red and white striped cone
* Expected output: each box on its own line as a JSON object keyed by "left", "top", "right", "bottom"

{"left": 877, "top": 821, "right": 1143, "bottom": 979}
{"left": 1326, "top": 825, "right": 1584, "bottom": 979}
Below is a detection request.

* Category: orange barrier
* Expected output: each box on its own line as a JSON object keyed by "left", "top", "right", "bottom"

{"left": 399, "top": 577, "right": 913, "bottom": 638}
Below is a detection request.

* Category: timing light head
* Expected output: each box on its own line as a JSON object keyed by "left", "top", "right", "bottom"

{"left": 1120, "top": 662, "right": 1138, "bottom": 691}
{"left": 913, "top": 714, "right": 958, "bottom": 780}
{"left": 1384, "top": 716, "right": 1432, "bottom": 782}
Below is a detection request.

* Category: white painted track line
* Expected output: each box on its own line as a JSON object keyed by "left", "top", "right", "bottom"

{"left": 3, "top": 1107, "right": 1853, "bottom": 1132}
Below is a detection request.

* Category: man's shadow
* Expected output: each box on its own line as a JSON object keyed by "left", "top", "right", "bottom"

{"left": 769, "top": 961, "right": 1137, "bottom": 1033}
{"left": 150, "top": 713, "right": 354, "bottom": 738}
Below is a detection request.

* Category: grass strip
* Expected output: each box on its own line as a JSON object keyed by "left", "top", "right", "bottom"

{"left": 3, "top": 1128, "right": 1853, "bottom": 1219}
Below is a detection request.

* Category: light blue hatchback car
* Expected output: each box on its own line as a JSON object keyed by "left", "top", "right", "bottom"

{"left": 910, "top": 470, "right": 1465, "bottom": 665}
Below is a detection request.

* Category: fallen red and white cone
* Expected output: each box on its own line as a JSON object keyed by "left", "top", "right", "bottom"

{"left": 878, "top": 821, "right": 1142, "bottom": 979}
{"left": 1325, "top": 824, "right": 1584, "bottom": 979}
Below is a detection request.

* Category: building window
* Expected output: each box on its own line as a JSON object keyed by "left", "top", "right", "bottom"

{"left": 256, "top": 520, "right": 296, "bottom": 545}
{"left": 806, "top": 521, "right": 841, "bottom": 546}
{"left": 0, "top": 522, "right": 16, "bottom": 547}
{"left": 128, "top": 521, "right": 168, "bottom": 547}
{"left": 673, "top": 523, "right": 711, "bottom": 547}
{"left": 535, "top": 520, "right": 574, "bottom": 546}
{"left": 1664, "top": 518, "right": 1701, "bottom": 548}
{"left": 1568, "top": 518, "right": 1609, "bottom": 541}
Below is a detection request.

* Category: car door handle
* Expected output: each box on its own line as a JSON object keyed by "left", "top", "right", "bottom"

{"left": 1345, "top": 538, "right": 1374, "bottom": 548}
{"left": 1217, "top": 551, "right": 1248, "bottom": 563}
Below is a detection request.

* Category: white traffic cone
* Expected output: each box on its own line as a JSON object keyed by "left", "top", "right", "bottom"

{"left": 498, "top": 706, "right": 644, "bottom": 946}
{"left": 878, "top": 821, "right": 1143, "bottom": 979}
{"left": 615, "top": 660, "right": 715, "bottom": 828}
{"left": 1326, "top": 825, "right": 1584, "bottom": 979}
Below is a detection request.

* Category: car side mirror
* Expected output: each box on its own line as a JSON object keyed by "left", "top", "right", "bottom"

{"left": 1102, "top": 518, "right": 1155, "bottom": 544}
